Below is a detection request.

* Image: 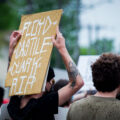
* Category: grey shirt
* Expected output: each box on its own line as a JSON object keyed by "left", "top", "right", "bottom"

{"left": 54, "top": 107, "right": 69, "bottom": 120}
{"left": 0, "top": 104, "right": 12, "bottom": 120}
{"left": 67, "top": 96, "right": 120, "bottom": 120}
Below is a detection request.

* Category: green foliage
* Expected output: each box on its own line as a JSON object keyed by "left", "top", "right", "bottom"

{"left": 0, "top": 0, "right": 79, "bottom": 67}
{"left": 0, "top": 0, "right": 71, "bottom": 30}
{"left": 0, "top": 1, "right": 115, "bottom": 66}
{"left": 80, "top": 38, "right": 114, "bottom": 55}
{"left": 90, "top": 38, "right": 114, "bottom": 54}
{"left": 0, "top": 3, "right": 14, "bottom": 30}
{"left": 0, "top": 31, "right": 9, "bottom": 55}
{"left": 80, "top": 47, "right": 96, "bottom": 55}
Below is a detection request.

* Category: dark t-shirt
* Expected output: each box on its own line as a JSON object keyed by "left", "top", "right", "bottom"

{"left": 8, "top": 92, "right": 58, "bottom": 120}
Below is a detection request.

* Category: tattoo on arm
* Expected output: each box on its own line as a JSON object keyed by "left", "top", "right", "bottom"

{"left": 68, "top": 61, "right": 80, "bottom": 88}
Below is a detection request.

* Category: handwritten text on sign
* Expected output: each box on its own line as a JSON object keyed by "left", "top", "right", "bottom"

{"left": 6, "top": 10, "right": 62, "bottom": 96}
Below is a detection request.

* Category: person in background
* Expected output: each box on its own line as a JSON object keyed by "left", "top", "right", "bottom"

{"left": 0, "top": 87, "right": 4, "bottom": 107}
{"left": 0, "top": 67, "right": 55, "bottom": 120}
{"left": 54, "top": 79, "right": 70, "bottom": 107}
{"left": 71, "top": 91, "right": 87, "bottom": 103}
{"left": 2, "top": 27, "right": 84, "bottom": 120}
{"left": 71, "top": 89, "right": 97, "bottom": 103}
{"left": 53, "top": 79, "right": 70, "bottom": 120}
{"left": 0, "top": 87, "right": 4, "bottom": 119}
{"left": 45, "top": 67, "right": 55, "bottom": 93}
{"left": 67, "top": 53, "right": 120, "bottom": 120}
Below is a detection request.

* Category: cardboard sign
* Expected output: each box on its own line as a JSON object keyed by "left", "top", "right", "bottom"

{"left": 5, "top": 9, "right": 63, "bottom": 96}
{"left": 77, "top": 55, "right": 99, "bottom": 91}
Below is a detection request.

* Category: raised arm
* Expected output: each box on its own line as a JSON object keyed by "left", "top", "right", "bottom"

{"left": 52, "top": 27, "right": 84, "bottom": 106}
{"left": 8, "top": 31, "right": 21, "bottom": 70}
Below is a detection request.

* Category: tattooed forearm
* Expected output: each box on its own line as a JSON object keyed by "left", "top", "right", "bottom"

{"left": 68, "top": 61, "right": 80, "bottom": 88}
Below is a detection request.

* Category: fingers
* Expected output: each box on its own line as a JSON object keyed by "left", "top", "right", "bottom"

{"left": 10, "top": 31, "right": 21, "bottom": 41}
{"left": 52, "top": 36, "right": 56, "bottom": 46}
{"left": 9, "top": 31, "right": 22, "bottom": 50}
{"left": 56, "top": 26, "right": 62, "bottom": 36}
{"left": 56, "top": 28, "right": 63, "bottom": 42}
{"left": 13, "top": 33, "right": 21, "bottom": 48}
{"left": 16, "top": 33, "right": 21, "bottom": 41}
{"left": 56, "top": 26, "right": 59, "bottom": 35}
{"left": 13, "top": 31, "right": 21, "bottom": 39}
{"left": 52, "top": 26, "right": 63, "bottom": 41}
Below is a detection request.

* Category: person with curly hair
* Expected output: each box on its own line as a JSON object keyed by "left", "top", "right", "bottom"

{"left": 67, "top": 53, "right": 120, "bottom": 120}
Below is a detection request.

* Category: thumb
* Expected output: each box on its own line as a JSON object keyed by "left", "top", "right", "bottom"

{"left": 16, "top": 33, "right": 21, "bottom": 41}
{"left": 12, "top": 33, "right": 21, "bottom": 48}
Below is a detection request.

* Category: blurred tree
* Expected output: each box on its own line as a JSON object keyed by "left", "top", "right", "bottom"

{"left": 90, "top": 38, "right": 114, "bottom": 55}
{"left": 0, "top": 0, "right": 113, "bottom": 67}
{"left": 0, "top": 0, "right": 79, "bottom": 68}
{"left": 80, "top": 47, "right": 96, "bottom": 55}
{"left": 80, "top": 38, "right": 114, "bottom": 55}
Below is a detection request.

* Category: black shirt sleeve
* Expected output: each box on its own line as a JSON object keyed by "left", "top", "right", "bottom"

{"left": 36, "top": 91, "right": 59, "bottom": 114}
{"left": 7, "top": 92, "right": 59, "bottom": 120}
{"left": 8, "top": 96, "right": 21, "bottom": 120}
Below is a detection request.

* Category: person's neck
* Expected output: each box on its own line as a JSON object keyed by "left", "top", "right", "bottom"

{"left": 95, "top": 89, "right": 118, "bottom": 98}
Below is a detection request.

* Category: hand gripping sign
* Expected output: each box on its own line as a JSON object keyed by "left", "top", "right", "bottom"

{"left": 6, "top": 9, "right": 63, "bottom": 96}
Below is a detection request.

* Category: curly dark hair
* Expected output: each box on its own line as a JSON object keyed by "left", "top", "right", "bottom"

{"left": 91, "top": 53, "right": 120, "bottom": 92}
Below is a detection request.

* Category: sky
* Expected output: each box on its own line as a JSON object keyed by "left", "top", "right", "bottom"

{"left": 79, "top": 0, "right": 120, "bottom": 52}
